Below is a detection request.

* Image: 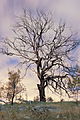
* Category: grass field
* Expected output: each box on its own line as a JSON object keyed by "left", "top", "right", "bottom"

{"left": 0, "top": 101, "right": 80, "bottom": 120}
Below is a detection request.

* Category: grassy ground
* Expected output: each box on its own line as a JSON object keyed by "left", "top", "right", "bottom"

{"left": 0, "top": 101, "right": 80, "bottom": 120}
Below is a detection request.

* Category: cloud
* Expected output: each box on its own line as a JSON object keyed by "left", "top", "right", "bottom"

{"left": 0, "top": 0, "right": 80, "bottom": 37}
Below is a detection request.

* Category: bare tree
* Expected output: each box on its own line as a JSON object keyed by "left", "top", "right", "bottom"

{"left": 6, "top": 69, "right": 24, "bottom": 105}
{"left": 1, "top": 10, "right": 80, "bottom": 102}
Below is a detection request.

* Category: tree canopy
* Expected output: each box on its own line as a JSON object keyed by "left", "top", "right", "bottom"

{"left": 6, "top": 70, "right": 24, "bottom": 105}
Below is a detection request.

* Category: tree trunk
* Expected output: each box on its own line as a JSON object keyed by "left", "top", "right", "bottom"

{"left": 37, "top": 84, "right": 46, "bottom": 102}
{"left": 11, "top": 93, "right": 14, "bottom": 105}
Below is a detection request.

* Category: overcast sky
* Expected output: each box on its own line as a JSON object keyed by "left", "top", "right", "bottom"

{"left": 0, "top": 0, "right": 80, "bottom": 101}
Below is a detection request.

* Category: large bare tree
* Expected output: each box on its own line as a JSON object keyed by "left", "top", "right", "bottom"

{"left": 1, "top": 10, "right": 80, "bottom": 102}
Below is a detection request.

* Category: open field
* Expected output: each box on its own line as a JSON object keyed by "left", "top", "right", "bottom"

{"left": 0, "top": 101, "right": 80, "bottom": 120}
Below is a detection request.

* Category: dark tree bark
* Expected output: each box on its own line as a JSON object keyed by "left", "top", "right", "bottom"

{"left": 37, "top": 84, "right": 46, "bottom": 102}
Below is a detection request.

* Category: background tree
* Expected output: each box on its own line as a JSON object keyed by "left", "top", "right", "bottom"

{"left": 0, "top": 84, "right": 6, "bottom": 104}
{"left": 68, "top": 67, "right": 80, "bottom": 102}
{"left": 0, "top": 84, "right": 4, "bottom": 98}
{"left": 34, "top": 96, "right": 40, "bottom": 102}
{"left": 47, "top": 97, "right": 53, "bottom": 102}
{"left": 1, "top": 10, "right": 80, "bottom": 102}
{"left": 6, "top": 69, "right": 24, "bottom": 105}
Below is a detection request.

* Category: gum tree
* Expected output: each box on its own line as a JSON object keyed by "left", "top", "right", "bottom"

{"left": 1, "top": 10, "right": 80, "bottom": 102}
{"left": 6, "top": 70, "right": 24, "bottom": 105}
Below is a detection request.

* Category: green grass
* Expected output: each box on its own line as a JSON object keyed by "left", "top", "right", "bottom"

{"left": 0, "top": 101, "right": 80, "bottom": 120}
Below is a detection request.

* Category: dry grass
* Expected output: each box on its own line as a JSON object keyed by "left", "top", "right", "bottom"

{"left": 0, "top": 102, "right": 80, "bottom": 120}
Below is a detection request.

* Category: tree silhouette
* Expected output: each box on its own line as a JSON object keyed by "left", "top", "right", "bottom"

{"left": 1, "top": 10, "right": 80, "bottom": 102}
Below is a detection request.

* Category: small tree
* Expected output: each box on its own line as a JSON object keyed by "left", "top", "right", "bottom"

{"left": 6, "top": 69, "right": 24, "bottom": 105}
{"left": 68, "top": 66, "right": 80, "bottom": 102}
{"left": 0, "top": 85, "right": 4, "bottom": 98}
{"left": 34, "top": 96, "right": 40, "bottom": 102}
{"left": 47, "top": 97, "right": 53, "bottom": 102}
{"left": 0, "top": 84, "right": 6, "bottom": 104}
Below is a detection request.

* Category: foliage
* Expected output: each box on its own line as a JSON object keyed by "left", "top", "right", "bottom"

{"left": 0, "top": 84, "right": 4, "bottom": 98}
{"left": 34, "top": 96, "right": 40, "bottom": 102}
{"left": 68, "top": 66, "right": 80, "bottom": 101}
{"left": 5, "top": 69, "right": 24, "bottom": 105}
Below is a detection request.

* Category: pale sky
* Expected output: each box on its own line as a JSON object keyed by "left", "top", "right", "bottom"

{"left": 0, "top": 0, "right": 80, "bottom": 101}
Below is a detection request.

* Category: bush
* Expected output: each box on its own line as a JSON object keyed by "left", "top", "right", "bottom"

{"left": 47, "top": 97, "right": 53, "bottom": 102}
